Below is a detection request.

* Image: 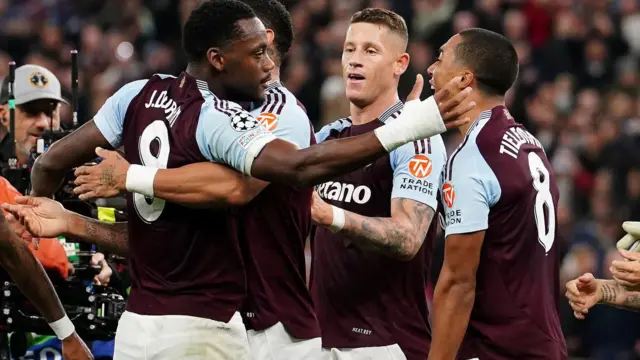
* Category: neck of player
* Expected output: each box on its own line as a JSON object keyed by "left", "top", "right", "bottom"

{"left": 458, "top": 93, "right": 505, "bottom": 135}
{"left": 349, "top": 88, "right": 400, "bottom": 126}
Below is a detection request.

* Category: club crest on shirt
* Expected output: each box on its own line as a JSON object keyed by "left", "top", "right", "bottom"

{"left": 408, "top": 154, "right": 433, "bottom": 178}
{"left": 231, "top": 110, "right": 261, "bottom": 132}
{"left": 257, "top": 112, "right": 278, "bottom": 131}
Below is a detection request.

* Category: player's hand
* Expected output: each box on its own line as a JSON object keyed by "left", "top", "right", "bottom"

{"left": 1, "top": 196, "right": 70, "bottom": 238}
{"left": 611, "top": 249, "right": 640, "bottom": 291}
{"left": 565, "top": 273, "right": 602, "bottom": 320}
{"left": 91, "top": 252, "right": 112, "bottom": 286}
{"left": 310, "top": 190, "right": 332, "bottom": 226}
{"left": 73, "top": 147, "right": 129, "bottom": 200}
{"left": 61, "top": 332, "right": 94, "bottom": 360}
{"left": 432, "top": 76, "right": 475, "bottom": 130}
{"left": 4, "top": 211, "right": 35, "bottom": 245}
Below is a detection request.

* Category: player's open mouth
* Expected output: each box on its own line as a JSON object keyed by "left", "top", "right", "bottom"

{"left": 429, "top": 79, "right": 435, "bottom": 90}
{"left": 347, "top": 73, "right": 365, "bottom": 84}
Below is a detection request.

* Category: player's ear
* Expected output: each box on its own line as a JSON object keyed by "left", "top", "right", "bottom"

{"left": 459, "top": 70, "right": 474, "bottom": 90}
{"left": 266, "top": 29, "right": 275, "bottom": 47}
{"left": 395, "top": 53, "right": 410, "bottom": 77}
{"left": 206, "top": 47, "right": 225, "bottom": 72}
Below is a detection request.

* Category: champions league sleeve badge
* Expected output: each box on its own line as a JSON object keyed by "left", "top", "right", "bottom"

{"left": 230, "top": 111, "right": 261, "bottom": 132}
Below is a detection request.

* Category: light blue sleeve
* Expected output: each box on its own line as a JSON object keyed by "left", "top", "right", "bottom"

{"left": 314, "top": 119, "right": 352, "bottom": 143}
{"left": 253, "top": 101, "right": 311, "bottom": 149}
{"left": 196, "top": 101, "right": 277, "bottom": 175}
{"left": 390, "top": 136, "right": 447, "bottom": 211}
{"left": 443, "top": 146, "right": 502, "bottom": 236}
{"left": 93, "top": 80, "right": 148, "bottom": 148}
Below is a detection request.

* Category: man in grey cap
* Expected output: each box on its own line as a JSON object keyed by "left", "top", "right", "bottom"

{"left": 0, "top": 64, "right": 66, "bottom": 165}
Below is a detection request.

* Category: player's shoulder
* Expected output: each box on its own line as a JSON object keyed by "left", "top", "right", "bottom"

{"left": 315, "top": 118, "right": 352, "bottom": 143}
{"left": 254, "top": 83, "right": 308, "bottom": 131}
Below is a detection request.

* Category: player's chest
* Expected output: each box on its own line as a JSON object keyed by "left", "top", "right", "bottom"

{"left": 316, "top": 154, "right": 392, "bottom": 214}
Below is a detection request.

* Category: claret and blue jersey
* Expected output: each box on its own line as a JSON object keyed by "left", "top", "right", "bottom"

{"left": 440, "top": 105, "right": 567, "bottom": 359}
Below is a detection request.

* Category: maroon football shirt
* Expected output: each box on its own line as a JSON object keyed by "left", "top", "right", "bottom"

{"left": 310, "top": 102, "right": 447, "bottom": 359}
{"left": 442, "top": 105, "right": 567, "bottom": 359}
{"left": 235, "top": 83, "right": 320, "bottom": 339}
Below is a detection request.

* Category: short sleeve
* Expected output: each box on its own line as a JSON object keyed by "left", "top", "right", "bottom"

{"left": 443, "top": 149, "right": 501, "bottom": 237}
{"left": 196, "top": 101, "right": 277, "bottom": 175}
{"left": 254, "top": 101, "right": 311, "bottom": 149}
{"left": 93, "top": 80, "right": 148, "bottom": 148}
{"left": 390, "top": 136, "right": 447, "bottom": 211}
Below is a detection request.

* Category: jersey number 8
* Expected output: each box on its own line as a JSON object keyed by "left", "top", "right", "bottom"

{"left": 528, "top": 152, "right": 556, "bottom": 253}
{"left": 134, "top": 120, "right": 170, "bottom": 223}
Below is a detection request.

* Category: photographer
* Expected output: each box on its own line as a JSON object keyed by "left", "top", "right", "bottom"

{"left": 0, "top": 64, "right": 65, "bottom": 166}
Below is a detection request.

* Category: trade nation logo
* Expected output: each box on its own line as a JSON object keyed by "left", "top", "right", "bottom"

{"left": 408, "top": 154, "right": 432, "bottom": 178}
{"left": 257, "top": 112, "right": 278, "bottom": 131}
{"left": 442, "top": 183, "right": 455, "bottom": 208}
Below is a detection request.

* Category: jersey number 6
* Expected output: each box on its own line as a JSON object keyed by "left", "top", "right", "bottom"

{"left": 528, "top": 152, "right": 556, "bottom": 254}
{"left": 134, "top": 120, "right": 170, "bottom": 223}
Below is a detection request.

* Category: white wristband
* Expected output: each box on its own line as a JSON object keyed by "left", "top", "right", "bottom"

{"left": 374, "top": 96, "right": 446, "bottom": 152}
{"left": 126, "top": 164, "right": 158, "bottom": 198}
{"left": 49, "top": 315, "right": 75, "bottom": 340}
{"left": 328, "top": 206, "right": 345, "bottom": 233}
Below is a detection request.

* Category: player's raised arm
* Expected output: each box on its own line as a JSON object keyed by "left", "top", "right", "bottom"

{"left": 310, "top": 137, "right": 446, "bottom": 261}
{"left": 31, "top": 80, "right": 148, "bottom": 198}
{"left": 250, "top": 76, "right": 471, "bottom": 186}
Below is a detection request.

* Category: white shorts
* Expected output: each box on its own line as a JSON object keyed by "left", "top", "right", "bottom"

{"left": 322, "top": 344, "right": 406, "bottom": 360}
{"left": 113, "top": 311, "right": 251, "bottom": 360}
{"left": 247, "top": 321, "right": 321, "bottom": 360}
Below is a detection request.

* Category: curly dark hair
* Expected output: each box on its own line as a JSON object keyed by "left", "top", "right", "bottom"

{"left": 241, "top": 0, "right": 294, "bottom": 61}
{"left": 182, "top": 0, "right": 257, "bottom": 62}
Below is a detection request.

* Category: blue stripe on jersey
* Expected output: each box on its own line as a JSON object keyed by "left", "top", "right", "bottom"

{"left": 446, "top": 109, "right": 492, "bottom": 181}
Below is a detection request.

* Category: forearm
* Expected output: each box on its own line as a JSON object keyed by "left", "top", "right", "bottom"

{"left": 65, "top": 212, "right": 129, "bottom": 257}
{"left": 152, "top": 163, "right": 267, "bottom": 208}
{"left": 32, "top": 121, "right": 111, "bottom": 197}
{"left": 0, "top": 230, "right": 66, "bottom": 323}
{"left": 334, "top": 211, "right": 414, "bottom": 260}
{"left": 429, "top": 278, "right": 476, "bottom": 360}
{"left": 252, "top": 134, "right": 386, "bottom": 186}
{"left": 599, "top": 280, "right": 640, "bottom": 311}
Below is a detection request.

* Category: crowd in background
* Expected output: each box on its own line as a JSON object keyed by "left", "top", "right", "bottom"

{"left": 1, "top": 0, "right": 640, "bottom": 358}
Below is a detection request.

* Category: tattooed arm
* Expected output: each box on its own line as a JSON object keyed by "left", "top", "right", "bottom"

{"left": 65, "top": 212, "right": 129, "bottom": 257}
{"left": 598, "top": 280, "right": 640, "bottom": 311}
{"left": 312, "top": 194, "right": 434, "bottom": 260}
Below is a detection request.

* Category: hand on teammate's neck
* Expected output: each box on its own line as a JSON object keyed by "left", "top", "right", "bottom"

{"left": 458, "top": 93, "right": 505, "bottom": 136}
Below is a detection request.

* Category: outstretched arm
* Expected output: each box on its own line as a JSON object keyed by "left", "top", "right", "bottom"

{"left": 250, "top": 79, "right": 471, "bottom": 186}
{"left": 65, "top": 213, "right": 129, "bottom": 257}
{"left": 2, "top": 197, "right": 129, "bottom": 257}
{"left": 312, "top": 195, "right": 434, "bottom": 260}
{"left": 73, "top": 148, "right": 268, "bottom": 208}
